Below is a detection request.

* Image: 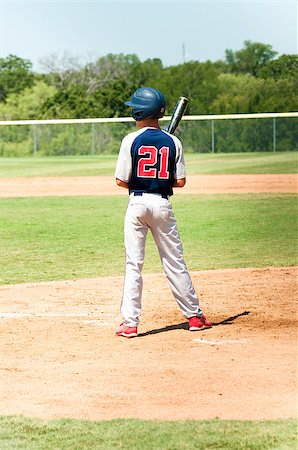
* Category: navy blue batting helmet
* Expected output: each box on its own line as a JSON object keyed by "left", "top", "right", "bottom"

{"left": 125, "top": 87, "right": 166, "bottom": 121}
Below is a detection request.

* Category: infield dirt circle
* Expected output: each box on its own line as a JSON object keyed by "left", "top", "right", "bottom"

{"left": 0, "top": 174, "right": 297, "bottom": 421}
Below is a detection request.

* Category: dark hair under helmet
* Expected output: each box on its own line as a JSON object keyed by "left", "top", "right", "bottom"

{"left": 125, "top": 87, "right": 166, "bottom": 121}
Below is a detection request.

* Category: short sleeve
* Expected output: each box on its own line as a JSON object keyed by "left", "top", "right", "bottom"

{"left": 174, "top": 137, "right": 186, "bottom": 179}
{"left": 115, "top": 135, "right": 132, "bottom": 183}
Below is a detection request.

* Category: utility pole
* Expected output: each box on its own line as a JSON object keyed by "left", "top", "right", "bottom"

{"left": 182, "top": 42, "right": 186, "bottom": 64}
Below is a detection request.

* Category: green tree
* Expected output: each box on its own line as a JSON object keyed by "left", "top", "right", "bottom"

{"left": 0, "top": 54, "right": 35, "bottom": 101}
{"left": 258, "top": 54, "right": 298, "bottom": 79}
{"left": 250, "top": 77, "right": 298, "bottom": 112}
{"left": 0, "top": 81, "right": 57, "bottom": 120}
{"left": 83, "top": 53, "right": 140, "bottom": 94}
{"left": 131, "top": 58, "right": 163, "bottom": 88}
{"left": 225, "top": 40, "right": 277, "bottom": 76}
{"left": 211, "top": 73, "right": 261, "bottom": 114}
{"left": 41, "top": 53, "right": 144, "bottom": 118}
{"left": 155, "top": 60, "right": 220, "bottom": 114}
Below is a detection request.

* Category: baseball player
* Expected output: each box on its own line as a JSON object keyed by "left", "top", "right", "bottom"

{"left": 115, "top": 87, "right": 212, "bottom": 338}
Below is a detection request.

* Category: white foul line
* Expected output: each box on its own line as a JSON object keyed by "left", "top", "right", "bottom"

{"left": 193, "top": 338, "right": 247, "bottom": 345}
{"left": 0, "top": 312, "right": 113, "bottom": 319}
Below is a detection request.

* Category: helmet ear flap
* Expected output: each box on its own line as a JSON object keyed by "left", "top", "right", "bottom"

{"left": 131, "top": 109, "right": 144, "bottom": 120}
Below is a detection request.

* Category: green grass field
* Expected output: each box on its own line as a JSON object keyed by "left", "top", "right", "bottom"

{"left": 0, "top": 194, "right": 296, "bottom": 285}
{"left": 0, "top": 152, "right": 297, "bottom": 177}
{"left": 0, "top": 417, "right": 297, "bottom": 450}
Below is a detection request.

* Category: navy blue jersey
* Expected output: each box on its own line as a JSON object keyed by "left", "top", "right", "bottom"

{"left": 115, "top": 127, "right": 186, "bottom": 197}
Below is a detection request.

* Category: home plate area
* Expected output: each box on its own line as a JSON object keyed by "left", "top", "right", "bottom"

{"left": 0, "top": 266, "right": 296, "bottom": 421}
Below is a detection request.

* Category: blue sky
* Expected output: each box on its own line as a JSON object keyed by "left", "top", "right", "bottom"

{"left": 0, "top": 0, "right": 297, "bottom": 71}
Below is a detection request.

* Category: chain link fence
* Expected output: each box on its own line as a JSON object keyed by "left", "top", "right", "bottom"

{"left": 0, "top": 113, "right": 297, "bottom": 157}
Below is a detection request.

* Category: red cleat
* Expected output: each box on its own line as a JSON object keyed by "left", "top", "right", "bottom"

{"left": 116, "top": 323, "right": 138, "bottom": 338}
{"left": 189, "top": 315, "right": 212, "bottom": 331}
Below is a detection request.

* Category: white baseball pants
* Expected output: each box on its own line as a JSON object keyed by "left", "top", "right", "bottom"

{"left": 121, "top": 193, "right": 201, "bottom": 327}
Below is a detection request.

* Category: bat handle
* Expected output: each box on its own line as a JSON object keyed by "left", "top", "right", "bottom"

{"left": 165, "top": 97, "right": 189, "bottom": 134}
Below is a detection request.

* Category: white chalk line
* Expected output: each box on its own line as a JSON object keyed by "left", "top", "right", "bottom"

{"left": 193, "top": 338, "right": 248, "bottom": 345}
{"left": 83, "top": 320, "right": 111, "bottom": 327}
{"left": 0, "top": 312, "right": 113, "bottom": 328}
{"left": 0, "top": 312, "right": 114, "bottom": 320}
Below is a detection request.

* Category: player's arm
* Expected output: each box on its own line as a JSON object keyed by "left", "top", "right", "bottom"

{"left": 116, "top": 178, "right": 129, "bottom": 189}
{"left": 173, "top": 137, "right": 186, "bottom": 188}
{"left": 173, "top": 178, "right": 186, "bottom": 188}
{"left": 115, "top": 136, "right": 132, "bottom": 189}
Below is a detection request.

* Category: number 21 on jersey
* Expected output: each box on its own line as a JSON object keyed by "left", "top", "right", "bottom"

{"left": 137, "top": 146, "right": 169, "bottom": 179}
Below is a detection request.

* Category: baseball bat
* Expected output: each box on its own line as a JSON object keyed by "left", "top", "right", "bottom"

{"left": 165, "top": 96, "right": 189, "bottom": 134}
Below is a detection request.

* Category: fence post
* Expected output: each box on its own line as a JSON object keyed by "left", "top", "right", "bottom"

{"left": 33, "top": 125, "right": 37, "bottom": 158}
{"left": 92, "top": 123, "right": 95, "bottom": 155}
{"left": 211, "top": 119, "right": 215, "bottom": 153}
{"left": 273, "top": 118, "right": 276, "bottom": 152}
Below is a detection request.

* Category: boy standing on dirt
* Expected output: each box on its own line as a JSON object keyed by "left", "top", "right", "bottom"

{"left": 115, "top": 87, "right": 212, "bottom": 338}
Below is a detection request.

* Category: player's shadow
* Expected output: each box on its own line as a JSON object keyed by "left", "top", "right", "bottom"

{"left": 138, "top": 311, "right": 251, "bottom": 337}
{"left": 213, "top": 310, "right": 251, "bottom": 326}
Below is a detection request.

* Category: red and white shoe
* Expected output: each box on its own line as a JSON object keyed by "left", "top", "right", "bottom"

{"left": 189, "top": 315, "right": 213, "bottom": 331}
{"left": 116, "top": 323, "right": 138, "bottom": 338}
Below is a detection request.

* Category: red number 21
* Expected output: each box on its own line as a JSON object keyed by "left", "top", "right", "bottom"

{"left": 137, "top": 146, "right": 169, "bottom": 179}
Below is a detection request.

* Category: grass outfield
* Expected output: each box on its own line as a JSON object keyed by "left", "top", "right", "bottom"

{"left": 0, "top": 152, "right": 297, "bottom": 177}
{"left": 0, "top": 194, "right": 296, "bottom": 285}
{"left": 0, "top": 417, "right": 297, "bottom": 450}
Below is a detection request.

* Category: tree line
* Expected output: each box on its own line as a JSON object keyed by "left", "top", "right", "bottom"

{"left": 0, "top": 40, "right": 297, "bottom": 120}
{"left": 0, "top": 41, "right": 297, "bottom": 155}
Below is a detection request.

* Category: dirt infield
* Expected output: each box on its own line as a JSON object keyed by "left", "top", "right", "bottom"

{"left": 0, "top": 266, "right": 297, "bottom": 421}
{"left": 0, "top": 174, "right": 297, "bottom": 197}
{"left": 1, "top": 175, "right": 297, "bottom": 421}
